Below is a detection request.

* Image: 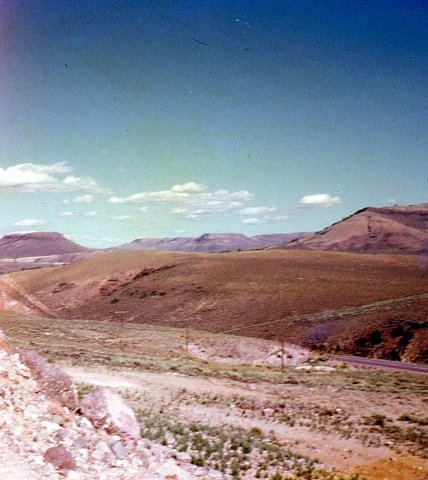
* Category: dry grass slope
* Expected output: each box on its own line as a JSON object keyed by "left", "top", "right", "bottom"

{"left": 2, "top": 249, "right": 427, "bottom": 362}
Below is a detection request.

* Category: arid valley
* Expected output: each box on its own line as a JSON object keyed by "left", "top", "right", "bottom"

{"left": 2, "top": 2, "right": 428, "bottom": 478}
{"left": 0, "top": 204, "right": 427, "bottom": 480}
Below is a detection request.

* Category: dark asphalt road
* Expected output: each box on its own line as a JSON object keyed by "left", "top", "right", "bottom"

{"left": 332, "top": 355, "right": 428, "bottom": 374}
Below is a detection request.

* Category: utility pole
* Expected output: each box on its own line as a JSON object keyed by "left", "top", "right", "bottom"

{"left": 185, "top": 328, "right": 190, "bottom": 353}
{"left": 280, "top": 338, "right": 285, "bottom": 372}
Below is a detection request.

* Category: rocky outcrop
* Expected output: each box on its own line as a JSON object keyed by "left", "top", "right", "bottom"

{"left": 79, "top": 386, "right": 141, "bottom": 440}
{"left": 0, "top": 331, "right": 222, "bottom": 480}
{"left": 18, "top": 349, "right": 77, "bottom": 410}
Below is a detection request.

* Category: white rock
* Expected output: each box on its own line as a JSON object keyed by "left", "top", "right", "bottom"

{"left": 41, "top": 420, "right": 62, "bottom": 432}
{"left": 155, "top": 461, "right": 192, "bottom": 480}
{"left": 67, "top": 471, "right": 82, "bottom": 480}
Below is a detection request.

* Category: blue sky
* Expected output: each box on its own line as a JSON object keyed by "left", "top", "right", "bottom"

{"left": 1, "top": 0, "right": 427, "bottom": 247}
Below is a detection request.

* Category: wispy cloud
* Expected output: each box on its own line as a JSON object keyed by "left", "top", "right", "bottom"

{"left": 239, "top": 206, "right": 277, "bottom": 216}
{"left": 61, "top": 176, "right": 109, "bottom": 194}
{"left": 112, "top": 215, "right": 132, "bottom": 221}
{"left": 298, "top": 193, "right": 342, "bottom": 208}
{"left": 13, "top": 218, "right": 48, "bottom": 227}
{"left": 73, "top": 194, "right": 94, "bottom": 203}
{"left": 109, "top": 182, "right": 254, "bottom": 219}
{"left": 241, "top": 215, "right": 289, "bottom": 225}
{"left": 0, "top": 162, "right": 110, "bottom": 194}
{"left": 58, "top": 211, "right": 97, "bottom": 218}
{"left": 170, "top": 182, "right": 206, "bottom": 193}
{"left": 242, "top": 217, "right": 265, "bottom": 225}
{"left": 82, "top": 211, "right": 97, "bottom": 217}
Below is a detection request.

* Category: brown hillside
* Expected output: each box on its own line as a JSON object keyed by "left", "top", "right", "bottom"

{"left": 284, "top": 203, "right": 428, "bottom": 253}
{"left": 2, "top": 249, "right": 427, "bottom": 362}
{"left": 0, "top": 232, "right": 88, "bottom": 259}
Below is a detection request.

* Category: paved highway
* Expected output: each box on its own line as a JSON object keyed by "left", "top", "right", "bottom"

{"left": 332, "top": 355, "right": 428, "bottom": 374}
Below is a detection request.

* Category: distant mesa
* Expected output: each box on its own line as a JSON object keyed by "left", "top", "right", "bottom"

{"left": 283, "top": 203, "right": 428, "bottom": 254}
{"left": 1, "top": 202, "right": 426, "bottom": 260}
{"left": 109, "top": 232, "right": 310, "bottom": 253}
{"left": 0, "top": 232, "right": 89, "bottom": 259}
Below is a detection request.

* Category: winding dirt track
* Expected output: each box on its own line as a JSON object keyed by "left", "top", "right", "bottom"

{"left": 0, "top": 275, "right": 58, "bottom": 318}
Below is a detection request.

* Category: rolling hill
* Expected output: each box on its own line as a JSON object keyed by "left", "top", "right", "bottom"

{"left": 1, "top": 249, "right": 427, "bottom": 362}
{"left": 284, "top": 203, "right": 428, "bottom": 253}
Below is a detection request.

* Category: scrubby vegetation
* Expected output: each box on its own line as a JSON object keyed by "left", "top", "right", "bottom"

{"left": 137, "top": 408, "right": 362, "bottom": 480}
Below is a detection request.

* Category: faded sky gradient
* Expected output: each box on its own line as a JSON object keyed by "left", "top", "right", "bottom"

{"left": 1, "top": 1, "right": 427, "bottom": 247}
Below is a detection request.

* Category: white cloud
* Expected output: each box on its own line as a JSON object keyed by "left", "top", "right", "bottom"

{"left": 60, "top": 199, "right": 70, "bottom": 205}
{"left": 171, "top": 182, "right": 206, "bottom": 193}
{"left": 109, "top": 190, "right": 190, "bottom": 204}
{"left": 113, "top": 215, "right": 132, "bottom": 221}
{"left": 271, "top": 215, "right": 289, "bottom": 222}
{"left": 58, "top": 210, "right": 97, "bottom": 218}
{"left": 82, "top": 211, "right": 97, "bottom": 217}
{"left": 171, "top": 207, "right": 188, "bottom": 215}
{"left": 239, "top": 206, "right": 277, "bottom": 216}
{"left": 109, "top": 183, "right": 252, "bottom": 206}
{"left": 62, "top": 176, "right": 108, "bottom": 194}
{"left": 140, "top": 206, "right": 148, "bottom": 213}
{"left": 0, "top": 162, "right": 110, "bottom": 194}
{"left": 299, "top": 193, "right": 342, "bottom": 207}
{"left": 242, "top": 218, "right": 265, "bottom": 225}
{"left": 35, "top": 162, "right": 73, "bottom": 174}
{"left": 0, "top": 163, "right": 59, "bottom": 189}
{"left": 73, "top": 194, "right": 94, "bottom": 203}
{"left": 109, "top": 183, "right": 253, "bottom": 220}
{"left": 241, "top": 215, "right": 289, "bottom": 225}
{"left": 13, "top": 218, "right": 48, "bottom": 227}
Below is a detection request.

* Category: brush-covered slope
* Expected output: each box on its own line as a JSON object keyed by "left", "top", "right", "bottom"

{"left": 285, "top": 204, "right": 428, "bottom": 253}
{"left": 4, "top": 249, "right": 428, "bottom": 362}
{"left": 0, "top": 232, "right": 89, "bottom": 259}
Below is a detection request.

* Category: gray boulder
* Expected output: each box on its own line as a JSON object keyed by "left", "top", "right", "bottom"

{"left": 79, "top": 386, "right": 140, "bottom": 441}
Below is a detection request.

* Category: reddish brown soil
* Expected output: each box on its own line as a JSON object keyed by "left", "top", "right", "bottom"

{"left": 3, "top": 249, "right": 427, "bottom": 362}
{"left": 354, "top": 455, "right": 428, "bottom": 480}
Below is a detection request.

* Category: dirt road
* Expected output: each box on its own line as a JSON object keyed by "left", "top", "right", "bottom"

{"left": 333, "top": 355, "right": 428, "bottom": 374}
{"left": 0, "top": 275, "right": 57, "bottom": 317}
{"left": 63, "top": 364, "right": 394, "bottom": 471}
